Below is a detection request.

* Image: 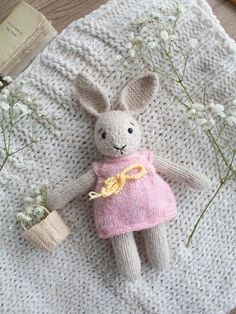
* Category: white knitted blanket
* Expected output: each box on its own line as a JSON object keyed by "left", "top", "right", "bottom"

{"left": 1, "top": 0, "right": 236, "bottom": 313}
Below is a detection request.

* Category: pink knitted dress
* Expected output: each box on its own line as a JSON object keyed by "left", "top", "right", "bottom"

{"left": 92, "top": 150, "right": 177, "bottom": 238}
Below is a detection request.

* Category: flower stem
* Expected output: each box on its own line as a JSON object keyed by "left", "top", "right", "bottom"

{"left": 9, "top": 139, "right": 39, "bottom": 156}
{"left": 182, "top": 51, "right": 191, "bottom": 80}
{"left": 159, "top": 38, "right": 194, "bottom": 104}
{"left": 7, "top": 106, "right": 14, "bottom": 153}
{"left": 207, "top": 130, "right": 235, "bottom": 173}
{"left": 187, "top": 151, "right": 235, "bottom": 246}
{"left": 186, "top": 182, "right": 223, "bottom": 247}
{"left": 166, "top": 53, "right": 194, "bottom": 103}
{"left": 0, "top": 156, "right": 9, "bottom": 172}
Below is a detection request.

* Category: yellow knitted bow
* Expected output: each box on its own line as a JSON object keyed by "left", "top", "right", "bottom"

{"left": 88, "top": 163, "right": 147, "bottom": 200}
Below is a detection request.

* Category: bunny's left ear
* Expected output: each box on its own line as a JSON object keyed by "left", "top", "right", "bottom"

{"left": 76, "top": 73, "right": 110, "bottom": 117}
{"left": 118, "top": 73, "right": 159, "bottom": 113}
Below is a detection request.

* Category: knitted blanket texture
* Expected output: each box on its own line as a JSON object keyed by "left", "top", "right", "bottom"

{"left": 0, "top": 0, "right": 236, "bottom": 313}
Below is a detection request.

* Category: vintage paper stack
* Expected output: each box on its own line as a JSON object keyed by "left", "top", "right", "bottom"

{"left": 0, "top": 1, "right": 57, "bottom": 78}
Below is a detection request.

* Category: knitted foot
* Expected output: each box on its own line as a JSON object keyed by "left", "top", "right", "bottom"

{"left": 142, "top": 223, "right": 170, "bottom": 272}
{"left": 111, "top": 232, "right": 141, "bottom": 281}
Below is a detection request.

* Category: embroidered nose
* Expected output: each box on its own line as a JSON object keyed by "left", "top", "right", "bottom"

{"left": 114, "top": 144, "right": 127, "bottom": 154}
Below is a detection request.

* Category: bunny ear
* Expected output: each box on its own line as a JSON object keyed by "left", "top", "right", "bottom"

{"left": 118, "top": 73, "right": 159, "bottom": 113}
{"left": 76, "top": 74, "right": 110, "bottom": 117}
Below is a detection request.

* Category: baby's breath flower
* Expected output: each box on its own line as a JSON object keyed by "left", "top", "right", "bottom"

{"left": 209, "top": 118, "right": 215, "bottom": 126}
{"left": 212, "top": 103, "right": 225, "bottom": 118}
{"left": 38, "top": 110, "right": 47, "bottom": 117}
{"left": 0, "top": 101, "right": 10, "bottom": 111}
{"left": 128, "top": 32, "right": 135, "bottom": 40}
{"left": 232, "top": 99, "right": 236, "bottom": 106}
{"left": 1, "top": 79, "right": 58, "bottom": 176}
{"left": 16, "top": 183, "right": 49, "bottom": 229}
{"left": 208, "top": 100, "right": 216, "bottom": 108}
{"left": 126, "top": 42, "right": 132, "bottom": 49}
{"left": 3, "top": 76, "right": 13, "bottom": 83}
{"left": 16, "top": 205, "right": 47, "bottom": 229}
{"left": 169, "top": 34, "right": 177, "bottom": 41}
{"left": 41, "top": 179, "right": 48, "bottom": 187}
{"left": 177, "top": 4, "right": 184, "bottom": 13}
{"left": 197, "top": 118, "right": 208, "bottom": 126}
{"left": 128, "top": 49, "right": 136, "bottom": 57}
{"left": 1, "top": 88, "right": 10, "bottom": 97}
{"left": 0, "top": 82, "right": 3, "bottom": 87}
{"left": 31, "top": 185, "right": 40, "bottom": 194}
{"left": 16, "top": 212, "right": 32, "bottom": 222}
{"left": 189, "top": 39, "right": 198, "bottom": 49}
{"left": 226, "top": 115, "right": 236, "bottom": 126}
{"left": 147, "top": 41, "right": 157, "bottom": 49}
{"left": 53, "top": 130, "right": 61, "bottom": 138}
{"left": 136, "top": 16, "right": 146, "bottom": 25}
{"left": 35, "top": 195, "right": 44, "bottom": 204}
{"left": 24, "top": 206, "right": 33, "bottom": 214}
{"left": 135, "top": 36, "right": 143, "bottom": 42}
{"left": 25, "top": 96, "right": 33, "bottom": 103}
{"left": 160, "top": 30, "right": 169, "bottom": 41}
{"left": 146, "top": 36, "right": 154, "bottom": 42}
{"left": 15, "top": 102, "right": 30, "bottom": 115}
{"left": 185, "top": 102, "right": 216, "bottom": 131}
{"left": 188, "top": 108, "right": 197, "bottom": 116}
{"left": 123, "top": 60, "right": 130, "bottom": 69}
{"left": 159, "top": 7, "right": 167, "bottom": 14}
{"left": 140, "top": 25, "right": 149, "bottom": 35}
{"left": 34, "top": 206, "right": 45, "bottom": 215}
{"left": 24, "top": 196, "right": 34, "bottom": 204}
{"left": 167, "top": 15, "right": 176, "bottom": 21}
{"left": 192, "top": 103, "right": 204, "bottom": 111}
{"left": 114, "top": 54, "right": 122, "bottom": 62}
{"left": 152, "top": 11, "right": 161, "bottom": 18}
{"left": 12, "top": 79, "right": 26, "bottom": 92}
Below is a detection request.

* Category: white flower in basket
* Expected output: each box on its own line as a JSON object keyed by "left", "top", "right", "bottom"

{"left": 16, "top": 184, "right": 70, "bottom": 251}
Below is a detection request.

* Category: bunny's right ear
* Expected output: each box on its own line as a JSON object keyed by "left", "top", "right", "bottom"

{"left": 76, "top": 74, "right": 110, "bottom": 117}
{"left": 118, "top": 73, "right": 159, "bottom": 113}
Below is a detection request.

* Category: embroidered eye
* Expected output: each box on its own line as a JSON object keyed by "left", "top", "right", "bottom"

{"left": 101, "top": 132, "right": 106, "bottom": 139}
{"left": 128, "top": 128, "right": 133, "bottom": 134}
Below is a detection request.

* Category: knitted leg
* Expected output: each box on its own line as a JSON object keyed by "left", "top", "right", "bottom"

{"left": 111, "top": 232, "right": 141, "bottom": 281}
{"left": 142, "top": 223, "right": 170, "bottom": 271}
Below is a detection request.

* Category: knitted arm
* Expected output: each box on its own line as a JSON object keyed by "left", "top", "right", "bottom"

{"left": 153, "top": 154, "right": 209, "bottom": 189}
{"left": 47, "top": 168, "right": 96, "bottom": 210}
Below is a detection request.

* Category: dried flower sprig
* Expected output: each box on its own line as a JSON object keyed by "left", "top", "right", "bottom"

{"left": 16, "top": 182, "right": 49, "bottom": 229}
{"left": 0, "top": 77, "right": 59, "bottom": 173}
{"left": 120, "top": 6, "right": 236, "bottom": 245}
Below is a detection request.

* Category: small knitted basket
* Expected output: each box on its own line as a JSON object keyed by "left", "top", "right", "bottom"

{"left": 23, "top": 208, "right": 70, "bottom": 251}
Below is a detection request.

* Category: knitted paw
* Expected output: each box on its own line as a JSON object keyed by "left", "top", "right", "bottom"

{"left": 46, "top": 188, "right": 67, "bottom": 210}
{"left": 46, "top": 190, "right": 59, "bottom": 210}
{"left": 183, "top": 170, "right": 210, "bottom": 189}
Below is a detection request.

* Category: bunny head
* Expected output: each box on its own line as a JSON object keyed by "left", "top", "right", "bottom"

{"left": 76, "top": 73, "right": 158, "bottom": 157}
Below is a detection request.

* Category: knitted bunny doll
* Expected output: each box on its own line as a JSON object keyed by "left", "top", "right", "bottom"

{"left": 47, "top": 73, "right": 208, "bottom": 280}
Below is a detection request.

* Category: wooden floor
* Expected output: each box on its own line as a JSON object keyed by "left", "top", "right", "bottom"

{"left": 0, "top": 0, "right": 236, "bottom": 39}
